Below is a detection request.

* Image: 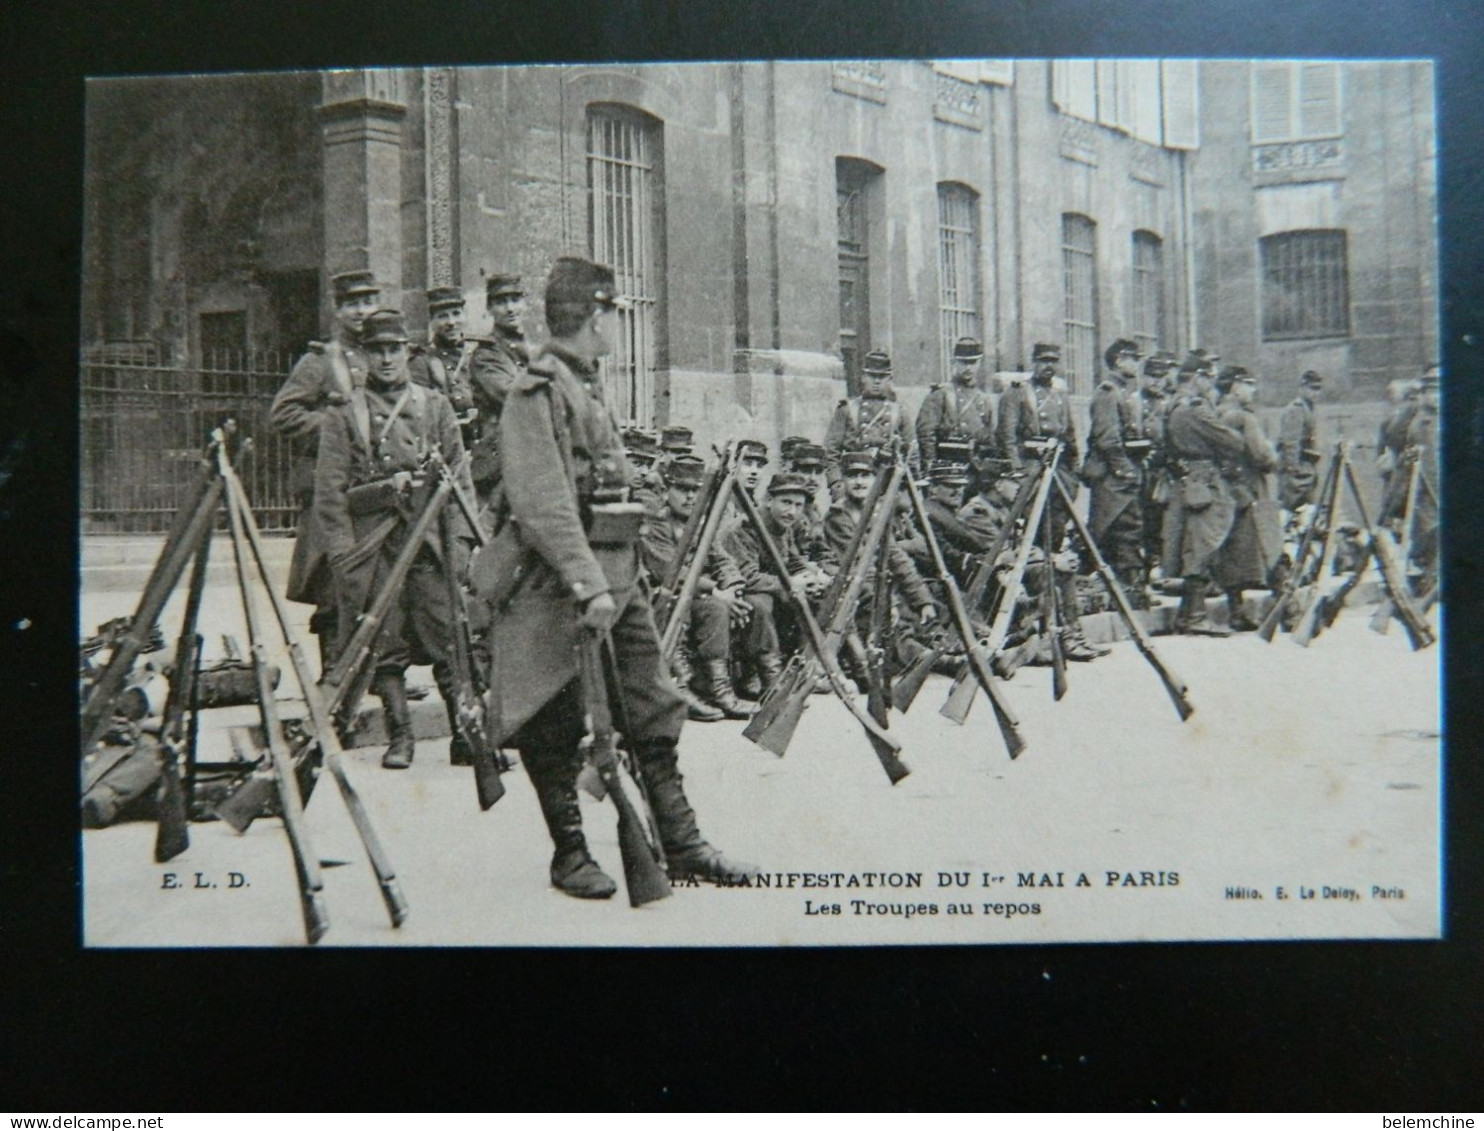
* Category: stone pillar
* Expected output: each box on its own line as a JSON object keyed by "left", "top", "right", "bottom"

{"left": 318, "top": 69, "right": 407, "bottom": 306}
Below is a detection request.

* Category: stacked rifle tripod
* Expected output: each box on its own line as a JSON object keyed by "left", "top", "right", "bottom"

{"left": 80, "top": 423, "right": 437, "bottom": 945}
{"left": 1258, "top": 439, "right": 1435, "bottom": 650}
{"left": 653, "top": 440, "right": 1193, "bottom": 787}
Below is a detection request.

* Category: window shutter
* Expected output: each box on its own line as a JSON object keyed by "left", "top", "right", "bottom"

{"left": 1252, "top": 62, "right": 1293, "bottom": 143}
{"left": 980, "top": 60, "right": 1014, "bottom": 86}
{"left": 1053, "top": 60, "right": 1098, "bottom": 121}
{"left": 932, "top": 59, "right": 982, "bottom": 84}
{"left": 1124, "top": 60, "right": 1164, "bottom": 144}
{"left": 1298, "top": 63, "right": 1341, "bottom": 138}
{"left": 1097, "top": 61, "right": 1120, "bottom": 128}
{"left": 1161, "top": 60, "right": 1200, "bottom": 149}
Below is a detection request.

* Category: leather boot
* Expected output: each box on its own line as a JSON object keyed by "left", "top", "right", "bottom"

{"left": 755, "top": 651, "right": 785, "bottom": 697}
{"left": 1226, "top": 590, "right": 1259, "bottom": 632}
{"left": 523, "top": 747, "right": 616, "bottom": 900}
{"left": 375, "top": 671, "right": 416, "bottom": 769}
{"left": 1179, "top": 578, "right": 1231, "bottom": 636}
{"left": 435, "top": 670, "right": 473, "bottom": 766}
{"left": 1121, "top": 568, "right": 1151, "bottom": 610}
{"left": 697, "top": 657, "right": 756, "bottom": 719}
{"left": 1064, "top": 621, "right": 1111, "bottom": 659}
{"left": 671, "top": 649, "right": 724, "bottom": 722}
{"left": 635, "top": 738, "right": 760, "bottom": 885}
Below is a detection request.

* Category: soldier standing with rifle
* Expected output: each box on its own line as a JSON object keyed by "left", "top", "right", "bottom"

{"left": 1162, "top": 359, "right": 1250, "bottom": 636}
{"left": 313, "top": 310, "right": 476, "bottom": 769}
{"left": 640, "top": 455, "right": 754, "bottom": 721}
{"left": 465, "top": 274, "right": 532, "bottom": 511}
{"left": 998, "top": 343, "right": 1081, "bottom": 549}
{"left": 1083, "top": 338, "right": 1147, "bottom": 594}
{"left": 823, "top": 350, "right": 918, "bottom": 494}
{"left": 916, "top": 337, "right": 995, "bottom": 468}
{"left": 1404, "top": 368, "right": 1440, "bottom": 593}
{"left": 1278, "top": 369, "right": 1325, "bottom": 511}
{"left": 409, "top": 286, "right": 478, "bottom": 433}
{"left": 1136, "top": 352, "right": 1175, "bottom": 594}
{"left": 270, "top": 269, "right": 380, "bottom": 671}
{"left": 1211, "top": 369, "right": 1280, "bottom": 631}
{"left": 481, "top": 256, "right": 757, "bottom": 900}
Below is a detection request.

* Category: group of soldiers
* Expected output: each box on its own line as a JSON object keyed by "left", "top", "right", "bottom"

{"left": 267, "top": 261, "right": 1441, "bottom": 902}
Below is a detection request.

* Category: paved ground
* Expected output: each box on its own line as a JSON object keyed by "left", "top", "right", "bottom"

{"left": 82, "top": 577, "right": 1442, "bottom": 948}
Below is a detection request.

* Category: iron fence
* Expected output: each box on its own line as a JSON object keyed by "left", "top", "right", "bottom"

{"left": 81, "top": 348, "right": 299, "bottom": 534}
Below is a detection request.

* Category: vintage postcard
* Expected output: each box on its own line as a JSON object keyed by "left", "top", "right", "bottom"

{"left": 78, "top": 59, "right": 1441, "bottom": 947}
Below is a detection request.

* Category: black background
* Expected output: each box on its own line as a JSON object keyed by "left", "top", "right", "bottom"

{"left": 3, "top": 0, "right": 1482, "bottom": 1111}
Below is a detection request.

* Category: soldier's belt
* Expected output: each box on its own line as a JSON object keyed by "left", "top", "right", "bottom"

{"left": 346, "top": 476, "right": 425, "bottom": 516}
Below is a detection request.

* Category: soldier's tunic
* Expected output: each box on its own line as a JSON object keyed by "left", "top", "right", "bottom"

{"left": 640, "top": 500, "right": 745, "bottom": 663}
{"left": 313, "top": 377, "right": 472, "bottom": 673}
{"left": 1082, "top": 372, "right": 1143, "bottom": 573}
{"left": 823, "top": 393, "right": 917, "bottom": 490}
{"left": 1211, "top": 401, "right": 1281, "bottom": 590}
{"left": 1161, "top": 394, "right": 1248, "bottom": 579}
{"left": 464, "top": 330, "right": 530, "bottom": 506}
{"left": 924, "top": 495, "right": 993, "bottom": 587}
{"left": 1377, "top": 399, "right": 1421, "bottom": 525}
{"left": 721, "top": 510, "right": 811, "bottom": 659}
{"left": 484, "top": 343, "right": 686, "bottom": 748}
{"left": 915, "top": 381, "right": 995, "bottom": 467}
{"left": 1404, "top": 403, "right": 1440, "bottom": 578}
{"left": 1277, "top": 393, "right": 1320, "bottom": 509}
{"left": 1136, "top": 387, "right": 1170, "bottom": 570}
{"left": 270, "top": 337, "right": 369, "bottom": 608}
{"left": 997, "top": 377, "right": 1080, "bottom": 551}
{"left": 408, "top": 338, "right": 477, "bottom": 426}
{"left": 822, "top": 500, "right": 935, "bottom": 616}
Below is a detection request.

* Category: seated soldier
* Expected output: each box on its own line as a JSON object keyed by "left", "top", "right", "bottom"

{"left": 721, "top": 472, "right": 830, "bottom": 696}
{"left": 622, "top": 424, "right": 665, "bottom": 511}
{"left": 824, "top": 451, "right": 938, "bottom": 688}
{"left": 921, "top": 455, "right": 988, "bottom": 588}
{"left": 784, "top": 442, "right": 839, "bottom": 573}
{"left": 640, "top": 455, "right": 755, "bottom": 721}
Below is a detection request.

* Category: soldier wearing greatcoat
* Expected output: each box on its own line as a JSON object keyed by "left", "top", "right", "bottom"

{"left": 1211, "top": 368, "right": 1281, "bottom": 631}
{"left": 1083, "top": 338, "right": 1147, "bottom": 591}
{"left": 1277, "top": 370, "right": 1324, "bottom": 510}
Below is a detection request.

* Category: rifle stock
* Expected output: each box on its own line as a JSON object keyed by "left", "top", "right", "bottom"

{"left": 580, "top": 634, "right": 671, "bottom": 907}
{"left": 658, "top": 460, "right": 737, "bottom": 661}
{"left": 154, "top": 526, "right": 214, "bottom": 863}
{"left": 890, "top": 644, "right": 939, "bottom": 713}
{"left": 744, "top": 655, "right": 814, "bottom": 756}
{"left": 1341, "top": 458, "right": 1433, "bottom": 651}
{"left": 1042, "top": 478, "right": 1068, "bottom": 702}
{"left": 1259, "top": 449, "right": 1341, "bottom": 642}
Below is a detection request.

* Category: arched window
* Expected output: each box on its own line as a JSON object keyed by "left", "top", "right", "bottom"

{"left": 1260, "top": 229, "right": 1349, "bottom": 340}
{"left": 837, "top": 157, "right": 883, "bottom": 395}
{"left": 1061, "top": 213, "right": 1099, "bottom": 394}
{"left": 587, "top": 104, "right": 665, "bottom": 423}
{"left": 937, "top": 182, "right": 982, "bottom": 375}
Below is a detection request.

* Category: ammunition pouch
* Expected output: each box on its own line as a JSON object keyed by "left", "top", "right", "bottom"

{"left": 586, "top": 501, "right": 646, "bottom": 547}
{"left": 346, "top": 478, "right": 402, "bottom": 516}
{"left": 1179, "top": 461, "right": 1220, "bottom": 511}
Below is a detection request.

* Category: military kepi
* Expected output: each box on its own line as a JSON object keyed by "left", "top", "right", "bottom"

{"left": 862, "top": 350, "right": 893, "bottom": 376}
{"left": 486, "top": 273, "right": 525, "bottom": 302}
{"left": 953, "top": 337, "right": 984, "bottom": 362}
{"left": 545, "top": 256, "right": 630, "bottom": 311}
{"left": 426, "top": 285, "right": 465, "bottom": 313}
{"left": 768, "top": 472, "right": 814, "bottom": 497}
{"left": 362, "top": 309, "right": 410, "bottom": 344}
{"left": 1031, "top": 342, "right": 1061, "bottom": 363}
{"left": 331, "top": 269, "right": 380, "bottom": 304}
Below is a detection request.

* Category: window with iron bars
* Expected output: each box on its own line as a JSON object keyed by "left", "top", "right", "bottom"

{"left": 587, "top": 104, "right": 664, "bottom": 424}
{"left": 1130, "top": 230, "right": 1165, "bottom": 357}
{"left": 1061, "top": 213, "right": 1099, "bottom": 395}
{"left": 937, "top": 183, "right": 982, "bottom": 377}
{"left": 1260, "top": 229, "right": 1349, "bottom": 340}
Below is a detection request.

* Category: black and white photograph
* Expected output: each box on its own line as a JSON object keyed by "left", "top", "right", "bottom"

{"left": 76, "top": 58, "right": 1444, "bottom": 949}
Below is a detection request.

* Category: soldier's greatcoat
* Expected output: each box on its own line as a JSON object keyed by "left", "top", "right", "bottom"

{"left": 466, "top": 331, "right": 529, "bottom": 496}
{"left": 1083, "top": 372, "right": 1143, "bottom": 568}
{"left": 270, "top": 337, "right": 369, "bottom": 605}
{"left": 823, "top": 393, "right": 917, "bottom": 487}
{"left": 312, "top": 377, "right": 471, "bottom": 665}
{"left": 998, "top": 377, "right": 1080, "bottom": 551}
{"left": 1277, "top": 393, "right": 1320, "bottom": 509}
{"left": 409, "top": 338, "right": 477, "bottom": 423}
{"left": 1161, "top": 393, "right": 1248, "bottom": 578}
{"left": 1211, "top": 401, "right": 1281, "bottom": 590}
{"left": 915, "top": 381, "right": 995, "bottom": 466}
{"left": 483, "top": 343, "right": 686, "bottom": 747}
{"left": 822, "top": 501, "right": 935, "bottom": 613}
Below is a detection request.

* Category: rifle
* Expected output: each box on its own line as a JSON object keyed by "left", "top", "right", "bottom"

{"left": 733, "top": 473, "right": 908, "bottom": 782}
{"left": 1052, "top": 473, "right": 1195, "bottom": 721}
{"left": 1339, "top": 455, "right": 1434, "bottom": 651}
{"left": 429, "top": 450, "right": 506, "bottom": 810}
{"left": 216, "top": 436, "right": 329, "bottom": 944}
{"left": 942, "top": 445, "right": 1061, "bottom": 725}
{"left": 219, "top": 459, "right": 409, "bottom": 928}
{"left": 864, "top": 522, "right": 893, "bottom": 729}
{"left": 657, "top": 450, "right": 739, "bottom": 661}
{"left": 579, "top": 631, "right": 672, "bottom": 907}
{"left": 1258, "top": 448, "right": 1341, "bottom": 642}
{"left": 1042, "top": 486, "right": 1069, "bottom": 702}
{"left": 1289, "top": 444, "right": 1351, "bottom": 646}
{"left": 926, "top": 470, "right": 1040, "bottom": 717}
{"left": 900, "top": 474, "right": 1027, "bottom": 757}
{"left": 1370, "top": 454, "right": 1422, "bottom": 635}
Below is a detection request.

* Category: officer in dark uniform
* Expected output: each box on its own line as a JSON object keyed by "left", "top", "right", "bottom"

{"left": 1278, "top": 370, "right": 1324, "bottom": 511}
{"left": 270, "top": 269, "right": 380, "bottom": 670}
{"left": 312, "top": 310, "right": 474, "bottom": 768}
{"left": 639, "top": 455, "right": 754, "bottom": 721}
{"left": 1162, "top": 361, "right": 1249, "bottom": 635}
{"left": 823, "top": 350, "right": 918, "bottom": 493}
{"left": 408, "top": 285, "right": 478, "bottom": 433}
{"left": 482, "top": 256, "right": 757, "bottom": 899}
{"left": 1083, "top": 338, "right": 1146, "bottom": 591}
{"left": 916, "top": 337, "right": 996, "bottom": 468}
{"left": 465, "top": 273, "right": 532, "bottom": 509}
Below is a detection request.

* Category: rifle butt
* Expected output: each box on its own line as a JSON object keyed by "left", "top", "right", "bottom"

{"left": 214, "top": 773, "right": 274, "bottom": 833}
{"left": 1049, "top": 636, "right": 1068, "bottom": 702}
{"left": 872, "top": 735, "right": 911, "bottom": 785}
{"left": 378, "top": 877, "right": 410, "bottom": 928}
{"left": 890, "top": 651, "right": 937, "bottom": 713}
{"left": 742, "top": 664, "right": 811, "bottom": 756}
{"left": 152, "top": 755, "right": 190, "bottom": 863}
{"left": 1160, "top": 668, "right": 1195, "bottom": 722}
{"left": 472, "top": 754, "right": 506, "bottom": 811}
{"left": 300, "top": 889, "right": 331, "bottom": 945}
{"left": 606, "top": 776, "right": 672, "bottom": 907}
{"left": 940, "top": 667, "right": 976, "bottom": 725}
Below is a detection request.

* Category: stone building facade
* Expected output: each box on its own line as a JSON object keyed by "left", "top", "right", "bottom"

{"left": 83, "top": 59, "right": 1437, "bottom": 460}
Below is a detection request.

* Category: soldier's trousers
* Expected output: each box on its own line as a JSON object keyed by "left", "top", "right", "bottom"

{"left": 677, "top": 595, "right": 732, "bottom": 661}
{"left": 372, "top": 550, "right": 457, "bottom": 681}
{"left": 742, "top": 591, "right": 801, "bottom": 658}
{"left": 1089, "top": 482, "right": 1145, "bottom": 574}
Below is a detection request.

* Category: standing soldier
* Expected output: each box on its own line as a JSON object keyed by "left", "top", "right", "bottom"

{"left": 998, "top": 342, "right": 1082, "bottom": 553}
{"left": 823, "top": 350, "right": 917, "bottom": 493}
{"left": 270, "top": 269, "right": 380, "bottom": 670}
{"left": 1162, "top": 361, "right": 1249, "bottom": 636}
{"left": 1404, "top": 367, "right": 1440, "bottom": 592}
{"left": 639, "top": 455, "right": 754, "bottom": 721}
{"left": 312, "top": 310, "right": 475, "bottom": 769}
{"left": 465, "top": 273, "right": 532, "bottom": 510}
{"left": 482, "top": 256, "right": 756, "bottom": 899}
{"left": 1377, "top": 378, "right": 1421, "bottom": 530}
{"left": 916, "top": 337, "right": 995, "bottom": 468}
{"left": 1211, "top": 369, "right": 1281, "bottom": 630}
{"left": 1277, "top": 370, "right": 1325, "bottom": 511}
{"left": 1135, "top": 351, "right": 1176, "bottom": 595}
{"left": 408, "top": 286, "right": 478, "bottom": 435}
{"left": 1083, "top": 338, "right": 1146, "bottom": 593}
